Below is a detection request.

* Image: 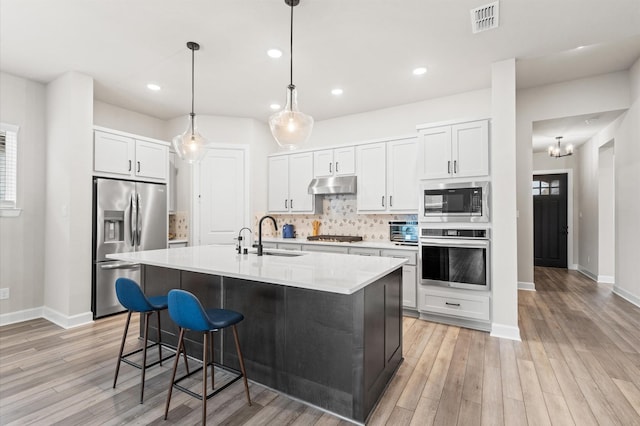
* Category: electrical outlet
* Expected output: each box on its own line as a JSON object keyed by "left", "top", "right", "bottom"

{"left": 0, "top": 288, "right": 9, "bottom": 300}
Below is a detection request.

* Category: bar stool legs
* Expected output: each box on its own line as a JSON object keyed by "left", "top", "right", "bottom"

{"left": 164, "top": 326, "right": 251, "bottom": 425}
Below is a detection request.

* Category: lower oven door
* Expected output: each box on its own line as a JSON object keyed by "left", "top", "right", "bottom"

{"left": 420, "top": 238, "right": 490, "bottom": 290}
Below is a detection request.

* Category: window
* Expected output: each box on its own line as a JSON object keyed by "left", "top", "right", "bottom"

{"left": 532, "top": 179, "right": 560, "bottom": 196}
{"left": 0, "top": 123, "right": 19, "bottom": 212}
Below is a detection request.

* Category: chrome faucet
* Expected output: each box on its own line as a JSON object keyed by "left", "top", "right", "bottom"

{"left": 235, "top": 227, "right": 252, "bottom": 254}
{"left": 255, "top": 215, "right": 277, "bottom": 256}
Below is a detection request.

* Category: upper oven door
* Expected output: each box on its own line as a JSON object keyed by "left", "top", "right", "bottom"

{"left": 421, "top": 181, "right": 490, "bottom": 223}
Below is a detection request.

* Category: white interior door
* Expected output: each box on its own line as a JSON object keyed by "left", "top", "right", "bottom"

{"left": 197, "top": 147, "right": 248, "bottom": 245}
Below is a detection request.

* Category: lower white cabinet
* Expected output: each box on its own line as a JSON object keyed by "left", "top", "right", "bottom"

{"left": 302, "top": 245, "right": 349, "bottom": 254}
{"left": 418, "top": 286, "right": 490, "bottom": 321}
{"left": 381, "top": 250, "right": 417, "bottom": 309}
{"left": 348, "top": 247, "right": 380, "bottom": 256}
{"left": 168, "top": 240, "right": 188, "bottom": 248}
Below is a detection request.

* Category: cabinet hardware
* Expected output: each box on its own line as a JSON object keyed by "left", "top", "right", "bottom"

{"left": 453, "top": 160, "right": 457, "bottom": 174}
{"left": 285, "top": 199, "right": 288, "bottom": 209}
{"left": 448, "top": 160, "right": 451, "bottom": 174}
{"left": 390, "top": 195, "right": 393, "bottom": 207}
{"left": 335, "top": 162, "right": 339, "bottom": 172}
{"left": 381, "top": 196, "right": 385, "bottom": 207}
{"left": 137, "top": 161, "right": 141, "bottom": 173}
{"left": 329, "top": 163, "right": 332, "bottom": 173}
{"left": 128, "top": 160, "right": 132, "bottom": 171}
{"left": 290, "top": 199, "right": 293, "bottom": 209}
{"left": 445, "top": 302, "right": 461, "bottom": 307}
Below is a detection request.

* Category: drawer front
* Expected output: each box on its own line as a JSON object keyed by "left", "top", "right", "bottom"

{"left": 277, "top": 243, "right": 302, "bottom": 251}
{"left": 262, "top": 242, "right": 279, "bottom": 249}
{"left": 380, "top": 250, "right": 417, "bottom": 266}
{"left": 419, "top": 289, "right": 489, "bottom": 321}
{"left": 349, "top": 247, "right": 381, "bottom": 256}
{"left": 302, "top": 245, "right": 349, "bottom": 254}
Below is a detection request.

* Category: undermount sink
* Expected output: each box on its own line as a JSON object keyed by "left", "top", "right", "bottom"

{"left": 248, "top": 249, "right": 305, "bottom": 257}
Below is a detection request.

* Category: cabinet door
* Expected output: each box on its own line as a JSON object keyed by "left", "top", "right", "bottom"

{"left": 356, "top": 143, "right": 387, "bottom": 212}
{"left": 334, "top": 146, "right": 356, "bottom": 175}
{"left": 135, "top": 140, "right": 168, "bottom": 180}
{"left": 289, "top": 152, "right": 315, "bottom": 212}
{"left": 313, "top": 149, "right": 334, "bottom": 178}
{"left": 452, "top": 120, "right": 489, "bottom": 178}
{"left": 268, "top": 156, "right": 289, "bottom": 212}
{"left": 402, "top": 265, "right": 417, "bottom": 308}
{"left": 168, "top": 152, "right": 177, "bottom": 212}
{"left": 387, "top": 138, "right": 418, "bottom": 212}
{"left": 94, "top": 131, "right": 134, "bottom": 176}
{"left": 419, "top": 126, "right": 451, "bottom": 179}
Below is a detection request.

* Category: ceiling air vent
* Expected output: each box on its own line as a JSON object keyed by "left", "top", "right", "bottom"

{"left": 471, "top": 1, "right": 499, "bottom": 33}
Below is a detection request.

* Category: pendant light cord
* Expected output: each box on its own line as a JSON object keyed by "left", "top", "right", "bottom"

{"left": 190, "top": 43, "right": 196, "bottom": 135}
{"left": 289, "top": 1, "right": 294, "bottom": 88}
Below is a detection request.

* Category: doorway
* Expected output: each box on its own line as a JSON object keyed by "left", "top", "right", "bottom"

{"left": 533, "top": 173, "right": 568, "bottom": 268}
{"left": 192, "top": 145, "right": 250, "bottom": 245}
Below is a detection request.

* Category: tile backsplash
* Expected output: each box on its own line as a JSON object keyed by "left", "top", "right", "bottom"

{"left": 254, "top": 195, "right": 417, "bottom": 241}
{"left": 169, "top": 211, "right": 189, "bottom": 240}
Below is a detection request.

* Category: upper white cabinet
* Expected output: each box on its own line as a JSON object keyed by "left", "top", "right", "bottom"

{"left": 268, "top": 152, "right": 319, "bottom": 214}
{"left": 356, "top": 137, "right": 418, "bottom": 213}
{"left": 313, "top": 147, "right": 356, "bottom": 178}
{"left": 418, "top": 119, "right": 489, "bottom": 180}
{"left": 93, "top": 129, "right": 168, "bottom": 181}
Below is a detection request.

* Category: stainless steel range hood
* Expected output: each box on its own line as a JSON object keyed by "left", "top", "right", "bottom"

{"left": 308, "top": 176, "right": 357, "bottom": 195}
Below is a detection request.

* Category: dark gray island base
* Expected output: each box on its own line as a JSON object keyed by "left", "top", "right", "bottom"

{"left": 142, "top": 265, "right": 403, "bottom": 423}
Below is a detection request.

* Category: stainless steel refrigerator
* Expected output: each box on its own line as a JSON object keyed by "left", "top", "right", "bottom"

{"left": 92, "top": 177, "right": 167, "bottom": 319}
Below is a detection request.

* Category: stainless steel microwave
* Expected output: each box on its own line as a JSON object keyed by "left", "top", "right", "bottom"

{"left": 420, "top": 181, "right": 490, "bottom": 223}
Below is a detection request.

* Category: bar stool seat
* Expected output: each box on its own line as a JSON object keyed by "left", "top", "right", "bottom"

{"left": 164, "top": 289, "right": 251, "bottom": 425}
{"left": 113, "top": 277, "right": 187, "bottom": 404}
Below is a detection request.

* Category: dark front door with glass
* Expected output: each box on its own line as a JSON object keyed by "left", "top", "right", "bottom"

{"left": 533, "top": 173, "right": 568, "bottom": 268}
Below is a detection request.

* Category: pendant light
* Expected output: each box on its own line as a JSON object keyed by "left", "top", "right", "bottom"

{"left": 548, "top": 136, "right": 573, "bottom": 158}
{"left": 269, "top": 0, "right": 314, "bottom": 150}
{"left": 172, "top": 41, "right": 207, "bottom": 164}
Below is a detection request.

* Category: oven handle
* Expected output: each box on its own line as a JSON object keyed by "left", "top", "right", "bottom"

{"left": 420, "top": 238, "right": 489, "bottom": 249}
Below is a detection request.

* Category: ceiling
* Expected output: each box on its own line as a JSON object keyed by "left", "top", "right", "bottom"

{"left": 1, "top": 0, "right": 640, "bottom": 130}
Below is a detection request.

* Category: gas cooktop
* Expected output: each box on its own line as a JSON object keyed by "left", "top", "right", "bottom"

{"left": 307, "top": 235, "right": 363, "bottom": 243}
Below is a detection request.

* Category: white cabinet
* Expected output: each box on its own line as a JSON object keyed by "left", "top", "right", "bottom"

{"left": 356, "top": 137, "right": 418, "bottom": 213}
{"left": 381, "top": 250, "right": 417, "bottom": 309}
{"left": 418, "top": 286, "right": 490, "bottom": 322}
{"left": 168, "top": 240, "right": 188, "bottom": 248}
{"left": 268, "top": 153, "right": 319, "bottom": 214}
{"left": 313, "top": 146, "right": 356, "bottom": 178}
{"left": 301, "top": 244, "right": 349, "bottom": 254}
{"left": 168, "top": 152, "right": 178, "bottom": 213}
{"left": 418, "top": 120, "right": 488, "bottom": 180}
{"left": 348, "top": 247, "right": 380, "bottom": 256}
{"left": 93, "top": 129, "right": 168, "bottom": 181}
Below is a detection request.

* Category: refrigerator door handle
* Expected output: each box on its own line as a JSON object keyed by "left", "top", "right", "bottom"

{"left": 100, "top": 262, "right": 140, "bottom": 270}
{"left": 136, "top": 193, "right": 142, "bottom": 246}
{"left": 129, "top": 193, "right": 137, "bottom": 246}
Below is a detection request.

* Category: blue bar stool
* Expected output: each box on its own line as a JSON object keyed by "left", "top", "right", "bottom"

{"left": 113, "top": 277, "right": 188, "bottom": 403}
{"left": 164, "top": 289, "right": 251, "bottom": 425}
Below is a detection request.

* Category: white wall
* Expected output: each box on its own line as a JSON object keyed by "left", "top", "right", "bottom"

{"left": 93, "top": 101, "right": 167, "bottom": 140}
{"left": 43, "top": 72, "right": 94, "bottom": 327}
{"left": 308, "top": 89, "right": 491, "bottom": 148}
{"left": 598, "top": 142, "right": 615, "bottom": 281}
{"left": 612, "top": 57, "right": 640, "bottom": 306}
{"left": 0, "top": 72, "right": 47, "bottom": 322}
{"left": 516, "top": 71, "right": 632, "bottom": 287}
{"left": 490, "top": 59, "right": 520, "bottom": 340}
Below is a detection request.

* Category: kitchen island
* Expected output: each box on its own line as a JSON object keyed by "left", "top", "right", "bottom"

{"left": 108, "top": 245, "right": 405, "bottom": 423}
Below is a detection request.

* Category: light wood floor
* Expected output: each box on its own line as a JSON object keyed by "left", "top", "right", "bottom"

{"left": 1, "top": 267, "right": 640, "bottom": 425}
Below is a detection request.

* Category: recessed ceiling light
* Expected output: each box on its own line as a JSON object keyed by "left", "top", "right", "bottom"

{"left": 267, "top": 49, "right": 283, "bottom": 58}
{"left": 270, "top": 103, "right": 281, "bottom": 110}
{"left": 412, "top": 67, "right": 427, "bottom": 76}
{"left": 576, "top": 45, "right": 586, "bottom": 50}
{"left": 146, "top": 83, "right": 161, "bottom": 91}
{"left": 331, "top": 88, "right": 343, "bottom": 96}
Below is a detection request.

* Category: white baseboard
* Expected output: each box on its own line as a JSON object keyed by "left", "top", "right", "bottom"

{"left": 42, "top": 307, "right": 94, "bottom": 329}
{"left": 577, "top": 266, "right": 597, "bottom": 282}
{"left": 568, "top": 263, "right": 578, "bottom": 271}
{"left": 518, "top": 281, "right": 536, "bottom": 291}
{"left": 613, "top": 286, "right": 640, "bottom": 308}
{"left": 490, "top": 323, "right": 521, "bottom": 341}
{"left": 598, "top": 275, "right": 615, "bottom": 284}
{"left": 0, "top": 306, "right": 44, "bottom": 327}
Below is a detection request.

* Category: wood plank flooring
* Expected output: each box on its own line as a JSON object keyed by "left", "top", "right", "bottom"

{"left": 1, "top": 267, "right": 639, "bottom": 425}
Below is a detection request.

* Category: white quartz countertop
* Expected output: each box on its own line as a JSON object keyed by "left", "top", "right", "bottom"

{"left": 107, "top": 245, "right": 406, "bottom": 295}
{"left": 263, "top": 237, "right": 418, "bottom": 251}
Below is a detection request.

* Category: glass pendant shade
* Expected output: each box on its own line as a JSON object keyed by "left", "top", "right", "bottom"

{"left": 172, "top": 113, "right": 207, "bottom": 164}
{"left": 269, "top": 85, "right": 314, "bottom": 150}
